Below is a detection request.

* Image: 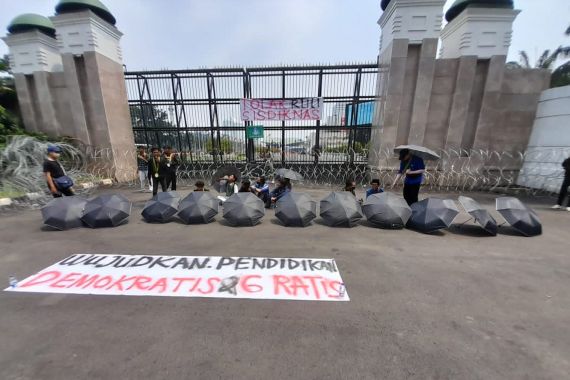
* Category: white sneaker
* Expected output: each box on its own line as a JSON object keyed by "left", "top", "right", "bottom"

{"left": 552, "top": 205, "right": 561, "bottom": 209}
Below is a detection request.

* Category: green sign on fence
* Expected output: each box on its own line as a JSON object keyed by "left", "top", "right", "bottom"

{"left": 246, "top": 125, "right": 264, "bottom": 139}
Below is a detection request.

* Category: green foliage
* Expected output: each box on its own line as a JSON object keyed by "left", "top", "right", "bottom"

{"left": 551, "top": 62, "right": 570, "bottom": 88}
{"left": 206, "top": 137, "right": 234, "bottom": 153}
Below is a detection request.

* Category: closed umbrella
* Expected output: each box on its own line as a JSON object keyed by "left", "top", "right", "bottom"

{"left": 362, "top": 192, "right": 411, "bottom": 229}
{"left": 458, "top": 196, "right": 498, "bottom": 236}
{"left": 81, "top": 194, "right": 131, "bottom": 228}
{"left": 275, "top": 168, "right": 304, "bottom": 181}
{"left": 275, "top": 192, "right": 316, "bottom": 227}
{"left": 178, "top": 192, "right": 219, "bottom": 224}
{"left": 142, "top": 191, "right": 180, "bottom": 223}
{"left": 320, "top": 192, "right": 363, "bottom": 227}
{"left": 41, "top": 196, "right": 87, "bottom": 230}
{"left": 496, "top": 197, "right": 542, "bottom": 237}
{"left": 223, "top": 192, "right": 265, "bottom": 226}
{"left": 212, "top": 166, "right": 241, "bottom": 193}
{"left": 407, "top": 198, "right": 459, "bottom": 233}
{"left": 394, "top": 145, "right": 440, "bottom": 160}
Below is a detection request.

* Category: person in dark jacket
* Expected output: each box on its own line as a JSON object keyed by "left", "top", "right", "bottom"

{"left": 43, "top": 145, "right": 75, "bottom": 198}
{"left": 267, "top": 177, "right": 291, "bottom": 208}
{"left": 148, "top": 147, "right": 169, "bottom": 196}
{"left": 163, "top": 146, "right": 180, "bottom": 191}
{"left": 552, "top": 156, "right": 570, "bottom": 211}
{"left": 392, "top": 149, "right": 425, "bottom": 206}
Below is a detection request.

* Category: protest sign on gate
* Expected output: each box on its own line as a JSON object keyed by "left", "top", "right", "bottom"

{"left": 5, "top": 254, "right": 349, "bottom": 302}
{"left": 241, "top": 98, "right": 323, "bottom": 121}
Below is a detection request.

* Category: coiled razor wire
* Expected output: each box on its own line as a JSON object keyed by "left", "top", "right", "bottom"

{"left": 1, "top": 136, "right": 568, "bottom": 207}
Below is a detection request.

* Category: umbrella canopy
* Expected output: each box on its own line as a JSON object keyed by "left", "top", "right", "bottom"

{"left": 496, "top": 197, "right": 542, "bottom": 237}
{"left": 142, "top": 191, "right": 181, "bottom": 223}
{"left": 407, "top": 198, "right": 459, "bottom": 233}
{"left": 223, "top": 192, "right": 265, "bottom": 226}
{"left": 275, "top": 168, "right": 304, "bottom": 181}
{"left": 212, "top": 166, "right": 241, "bottom": 192}
{"left": 394, "top": 144, "right": 440, "bottom": 160}
{"left": 41, "top": 196, "right": 88, "bottom": 230}
{"left": 275, "top": 192, "right": 317, "bottom": 227}
{"left": 362, "top": 192, "right": 411, "bottom": 229}
{"left": 178, "top": 192, "right": 219, "bottom": 224}
{"left": 458, "top": 196, "right": 498, "bottom": 236}
{"left": 320, "top": 192, "right": 363, "bottom": 227}
{"left": 81, "top": 194, "right": 131, "bottom": 228}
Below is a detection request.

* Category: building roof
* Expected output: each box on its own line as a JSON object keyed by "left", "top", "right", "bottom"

{"left": 445, "top": 0, "right": 514, "bottom": 22}
{"left": 381, "top": 0, "right": 392, "bottom": 11}
{"left": 55, "top": 0, "right": 116, "bottom": 25}
{"left": 7, "top": 13, "right": 56, "bottom": 37}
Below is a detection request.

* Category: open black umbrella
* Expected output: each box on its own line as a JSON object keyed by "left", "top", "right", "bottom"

{"left": 223, "top": 192, "right": 265, "bottom": 226}
{"left": 275, "top": 168, "right": 304, "bottom": 181}
{"left": 458, "top": 196, "right": 498, "bottom": 236}
{"left": 320, "top": 192, "right": 363, "bottom": 227}
{"left": 275, "top": 192, "right": 316, "bottom": 227}
{"left": 212, "top": 166, "right": 241, "bottom": 193}
{"left": 41, "top": 196, "right": 87, "bottom": 230}
{"left": 81, "top": 194, "right": 131, "bottom": 228}
{"left": 407, "top": 198, "right": 459, "bottom": 233}
{"left": 394, "top": 145, "right": 440, "bottom": 160}
{"left": 362, "top": 192, "right": 411, "bottom": 229}
{"left": 496, "top": 197, "right": 542, "bottom": 237}
{"left": 178, "top": 192, "right": 219, "bottom": 224}
{"left": 142, "top": 191, "right": 180, "bottom": 223}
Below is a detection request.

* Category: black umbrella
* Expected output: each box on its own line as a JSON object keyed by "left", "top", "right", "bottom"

{"left": 407, "top": 198, "right": 459, "bottom": 233}
{"left": 275, "top": 168, "right": 304, "bottom": 181}
{"left": 212, "top": 166, "right": 241, "bottom": 192}
{"left": 275, "top": 192, "right": 317, "bottom": 227}
{"left": 458, "top": 196, "right": 498, "bottom": 235}
{"left": 142, "top": 191, "right": 180, "bottom": 223}
{"left": 362, "top": 192, "right": 411, "bottom": 229}
{"left": 496, "top": 197, "right": 542, "bottom": 237}
{"left": 394, "top": 144, "right": 440, "bottom": 160}
{"left": 41, "top": 196, "right": 87, "bottom": 230}
{"left": 223, "top": 192, "right": 265, "bottom": 226}
{"left": 320, "top": 192, "right": 363, "bottom": 227}
{"left": 178, "top": 192, "right": 219, "bottom": 224}
{"left": 81, "top": 194, "right": 131, "bottom": 228}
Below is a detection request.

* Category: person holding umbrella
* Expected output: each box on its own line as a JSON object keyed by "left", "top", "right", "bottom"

{"left": 43, "top": 145, "right": 75, "bottom": 198}
{"left": 148, "top": 147, "right": 168, "bottom": 196}
{"left": 552, "top": 156, "right": 570, "bottom": 211}
{"left": 392, "top": 148, "right": 425, "bottom": 206}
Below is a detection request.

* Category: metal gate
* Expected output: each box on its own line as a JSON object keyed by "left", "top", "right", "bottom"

{"left": 124, "top": 63, "right": 378, "bottom": 165}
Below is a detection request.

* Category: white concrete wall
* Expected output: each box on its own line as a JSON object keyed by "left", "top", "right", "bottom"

{"left": 517, "top": 85, "right": 570, "bottom": 192}
{"left": 2, "top": 31, "right": 63, "bottom": 74}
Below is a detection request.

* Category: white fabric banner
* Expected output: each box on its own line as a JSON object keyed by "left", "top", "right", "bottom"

{"left": 240, "top": 98, "right": 323, "bottom": 121}
{"left": 5, "top": 254, "right": 349, "bottom": 302}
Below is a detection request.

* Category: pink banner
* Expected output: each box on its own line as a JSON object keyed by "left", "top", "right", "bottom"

{"left": 241, "top": 98, "right": 323, "bottom": 121}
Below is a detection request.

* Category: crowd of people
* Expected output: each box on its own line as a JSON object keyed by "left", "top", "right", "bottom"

{"left": 41, "top": 144, "right": 570, "bottom": 211}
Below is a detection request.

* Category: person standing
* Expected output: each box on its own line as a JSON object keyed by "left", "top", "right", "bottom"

{"left": 366, "top": 179, "right": 384, "bottom": 198}
{"left": 43, "top": 145, "right": 75, "bottom": 198}
{"left": 148, "top": 147, "right": 168, "bottom": 196}
{"left": 136, "top": 147, "right": 149, "bottom": 192}
{"left": 163, "top": 146, "right": 180, "bottom": 191}
{"left": 392, "top": 149, "right": 425, "bottom": 206}
{"left": 552, "top": 156, "right": 570, "bottom": 211}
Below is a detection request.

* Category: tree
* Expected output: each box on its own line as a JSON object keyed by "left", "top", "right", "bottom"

{"left": 206, "top": 137, "right": 234, "bottom": 153}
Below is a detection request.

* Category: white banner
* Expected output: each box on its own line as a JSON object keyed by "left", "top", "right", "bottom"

{"left": 5, "top": 254, "right": 349, "bottom": 302}
{"left": 240, "top": 98, "right": 323, "bottom": 121}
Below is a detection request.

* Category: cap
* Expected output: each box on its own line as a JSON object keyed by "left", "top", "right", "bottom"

{"left": 47, "top": 145, "right": 62, "bottom": 153}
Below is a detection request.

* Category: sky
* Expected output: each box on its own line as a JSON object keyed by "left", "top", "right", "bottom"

{"left": 1, "top": 0, "right": 569, "bottom": 70}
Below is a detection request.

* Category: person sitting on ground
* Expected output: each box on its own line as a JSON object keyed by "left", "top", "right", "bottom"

{"left": 194, "top": 180, "right": 209, "bottom": 192}
{"left": 344, "top": 179, "right": 356, "bottom": 196}
{"left": 239, "top": 180, "right": 251, "bottom": 193}
{"left": 268, "top": 177, "right": 291, "bottom": 208}
{"left": 552, "top": 156, "right": 570, "bottom": 211}
{"left": 251, "top": 176, "right": 270, "bottom": 204}
{"left": 225, "top": 174, "right": 239, "bottom": 197}
{"left": 148, "top": 147, "right": 169, "bottom": 196}
{"left": 43, "top": 145, "right": 75, "bottom": 198}
{"left": 366, "top": 179, "right": 384, "bottom": 198}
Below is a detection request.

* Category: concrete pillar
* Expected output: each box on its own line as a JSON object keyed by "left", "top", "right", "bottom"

{"left": 60, "top": 54, "right": 91, "bottom": 145}
{"left": 12, "top": 74, "right": 39, "bottom": 133}
{"left": 444, "top": 55, "right": 477, "bottom": 149}
{"left": 408, "top": 38, "right": 438, "bottom": 145}
{"left": 32, "top": 71, "right": 61, "bottom": 137}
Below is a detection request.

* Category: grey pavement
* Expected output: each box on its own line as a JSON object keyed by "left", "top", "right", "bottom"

{"left": 0, "top": 186, "right": 569, "bottom": 380}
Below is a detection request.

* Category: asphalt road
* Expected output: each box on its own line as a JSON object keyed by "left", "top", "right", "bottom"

{"left": 0, "top": 188, "right": 569, "bottom": 380}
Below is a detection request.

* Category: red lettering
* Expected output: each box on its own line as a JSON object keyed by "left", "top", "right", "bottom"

{"left": 148, "top": 277, "right": 168, "bottom": 293}
{"left": 250, "top": 99, "right": 261, "bottom": 109}
{"left": 19, "top": 271, "right": 61, "bottom": 288}
{"left": 92, "top": 275, "right": 113, "bottom": 289}
{"left": 328, "top": 280, "right": 342, "bottom": 298}
{"left": 189, "top": 277, "right": 202, "bottom": 292}
{"left": 257, "top": 110, "right": 267, "bottom": 120}
{"left": 302, "top": 275, "right": 323, "bottom": 300}
{"left": 172, "top": 277, "right": 197, "bottom": 293}
{"left": 126, "top": 276, "right": 153, "bottom": 290}
{"left": 106, "top": 275, "right": 137, "bottom": 291}
{"left": 240, "top": 275, "right": 263, "bottom": 293}
{"left": 198, "top": 277, "right": 220, "bottom": 294}
{"left": 290, "top": 276, "right": 310, "bottom": 297}
{"left": 49, "top": 272, "right": 82, "bottom": 288}
{"left": 272, "top": 275, "right": 293, "bottom": 296}
{"left": 310, "top": 109, "right": 320, "bottom": 119}
{"left": 71, "top": 274, "right": 100, "bottom": 289}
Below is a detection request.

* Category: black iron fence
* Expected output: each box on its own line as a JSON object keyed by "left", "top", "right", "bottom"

{"left": 124, "top": 63, "right": 378, "bottom": 165}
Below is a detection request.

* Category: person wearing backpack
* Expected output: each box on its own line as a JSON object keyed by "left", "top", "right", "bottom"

{"left": 43, "top": 145, "right": 75, "bottom": 198}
